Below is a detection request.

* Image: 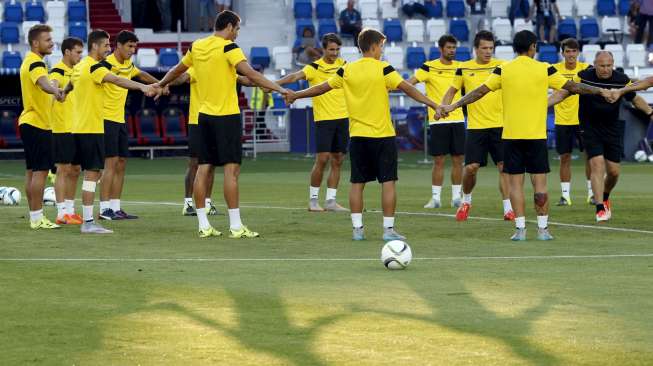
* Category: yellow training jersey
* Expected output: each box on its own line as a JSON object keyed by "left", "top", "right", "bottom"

{"left": 452, "top": 58, "right": 504, "bottom": 129}
{"left": 49, "top": 61, "right": 74, "bottom": 133}
{"left": 483, "top": 55, "right": 568, "bottom": 140}
{"left": 187, "top": 67, "right": 199, "bottom": 125}
{"left": 327, "top": 57, "right": 403, "bottom": 138}
{"left": 302, "top": 57, "right": 348, "bottom": 122}
{"left": 414, "top": 59, "right": 464, "bottom": 124}
{"left": 71, "top": 56, "right": 111, "bottom": 134}
{"left": 553, "top": 61, "right": 589, "bottom": 126}
{"left": 18, "top": 51, "right": 51, "bottom": 130}
{"left": 103, "top": 53, "right": 141, "bottom": 123}
{"left": 181, "top": 35, "right": 247, "bottom": 117}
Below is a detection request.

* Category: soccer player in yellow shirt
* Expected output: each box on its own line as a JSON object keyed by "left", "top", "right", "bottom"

{"left": 99, "top": 30, "right": 163, "bottom": 221}
{"left": 438, "top": 30, "right": 610, "bottom": 241}
{"left": 286, "top": 28, "right": 440, "bottom": 241}
{"left": 18, "top": 24, "right": 65, "bottom": 229}
{"left": 549, "top": 38, "right": 594, "bottom": 206}
{"left": 441, "top": 30, "right": 515, "bottom": 222}
{"left": 70, "top": 30, "right": 160, "bottom": 234}
{"left": 50, "top": 37, "right": 84, "bottom": 225}
{"left": 276, "top": 33, "right": 349, "bottom": 212}
{"left": 407, "top": 35, "right": 465, "bottom": 209}
{"left": 157, "top": 11, "right": 290, "bottom": 238}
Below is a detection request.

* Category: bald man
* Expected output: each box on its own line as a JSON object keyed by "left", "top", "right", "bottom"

{"left": 550, "top": 51, "right": 653, "bottom": 223}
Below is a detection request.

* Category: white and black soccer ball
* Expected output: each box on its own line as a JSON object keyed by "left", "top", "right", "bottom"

{"left": 43, "top": 186, "right": 56, "bottom": 206}
{"left": 648, "top": 154, "right": 653, "bottom": 163}
{"left": 2, "top": 187, "right": 21, "bottom": 205}
{"left": 634, "top": 150, "right": 648, "bottom": 162}
{"left": 381, "top": 240, "right": 412, "bottom": 270}
{"left": 0, "top": 186, "right": 7, "bottom": 201}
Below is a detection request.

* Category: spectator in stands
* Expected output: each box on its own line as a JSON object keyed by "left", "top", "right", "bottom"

{"left": 636, "top": 0, "right": 653, "bottom": 46}
{"left": 339, "top": 0, "right": 362, "bottom": 46}
{"left": 509, "top": 0, "right": 530, "bottom": 25}
{"left": 466, "top": 0, "right": 487, "bottom": 14}
{"left": 217, "top": 0, "right": 232, "bottom": 12}
{"left": 392, "top": 0, "right": 432, "bottom": 18}
{"left": 294, "top": 27, "right": 323, "bottom": 65}
{"left": 527, "top": 0, "right": 560, "bottom": 43}
{"left": 199, "top": 0, "right": 215, "bottom": 32}
{"left": 628, "top": 1, "right": 641, "bottom": 41}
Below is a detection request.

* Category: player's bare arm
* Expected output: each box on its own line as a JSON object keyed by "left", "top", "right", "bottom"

{"left": 548, "top": 90, "right": 571, "bottom": 107}
{"left": 157, "top": 62, "right": 190, "bottom": 88}
{"left": 561, "top": 80, "right": 606, "bottom": 96}
{"left": 276, "top": 71, "right": 306, "bottom": 85}
{"left": 236, "top": 61, "right": 287, "bottom": 95}
{"left": 36, "top": 75, "right": 64, "bottom": 101}
{"left": 441, "top": 86, "right": 459, "bottom": 105}
{"left": 168, "top": 72, "right": 190, "bottom": 86}
{"left": 285, "top": 81, "right": 332, "bottom": 104}
{"left": 103, "top": 73, "right": 159, "bottom": 97}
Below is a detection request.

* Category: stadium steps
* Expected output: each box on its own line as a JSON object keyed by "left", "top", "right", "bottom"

{"left": 89, "top": 0, "right": 134, "bottom": 39}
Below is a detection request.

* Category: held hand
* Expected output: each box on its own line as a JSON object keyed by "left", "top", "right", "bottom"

{"left": 284, "top": 89, "right": 297, "bottom": 105}
{"left": 436, "top": 104, "right": 454, "bottom": 119}
{"left": 603, "top": 89, "right": 621, "bottom": 103}
{"left": 54, "top": 88, "right": 65, "bottom": 102}
{"left": 142, "top": 84, "right": 160, "bottom": 98}
{"left": 162, "top": 85, "right": 171, "bottom": 96}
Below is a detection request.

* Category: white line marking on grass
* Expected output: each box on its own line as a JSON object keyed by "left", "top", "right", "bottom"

{"left": 122, "top": 200, "right": 653, "bottom": 235}
{"left": 1, "top": 254, "right": 653, "bottom": 262}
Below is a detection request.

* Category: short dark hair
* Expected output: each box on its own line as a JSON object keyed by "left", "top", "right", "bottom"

{"left": 28, "top": 24, "right": 52, "bottom": 46}
{"left": 560, "top": 38, "right": 580, "bottom": 51}
{"left": 61, "top": 37, "right": 83, "bottom": 55}
{"left": 88, "top": 30, "right": 110, "bottom": 52}
{"left": 437, "top": 34, "right": 457, "bottom": 49}
{"left": 358, "top": 28, "right": 386, "bottom": 53}
{"left": 116, "top": 30, "right": 139, "bottom": 45}
{"left": 215, "top": 10, "right": 240, "bottom": 31}
{"left": 473, "top": 30, "right": 495, "bottom": 48}
{"left": 512, "top": 30, "right": 537, "bottom": 54}
{"left": 321, "top": 33, "right": 342, "bottom": 48}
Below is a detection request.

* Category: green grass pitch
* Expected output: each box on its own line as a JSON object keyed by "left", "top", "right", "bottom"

{"left": 1, "top": 152, "right": 652, "bottom": 365}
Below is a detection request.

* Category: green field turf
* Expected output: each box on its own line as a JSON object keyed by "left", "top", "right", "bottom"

{"left": 1, "top": 152, "right": 652, "bottom": 365}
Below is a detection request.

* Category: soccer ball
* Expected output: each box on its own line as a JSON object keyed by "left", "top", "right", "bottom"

{"left": 2, "top": 187, "right": 21, "bottom": 205}
{"left": 634, "top": 150, "right": 648, "bottom": 162}
{"left": 43, "top": 186, "right": 56, "bottom": 206}
{"left": 649, "top": 154, "right": 653, "bottom": 163}
{"left": 381, "top": 240, "right": 412, "bottom": 270}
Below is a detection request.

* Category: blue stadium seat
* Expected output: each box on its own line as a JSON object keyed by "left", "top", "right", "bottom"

{"left": 68, "top": 22, "right": 87, "bottom": 42}
{"left": 0, "top": 22, "right": 19, "bottom": 44}
{"left": 67, "top": 1, "right": 87, "bottom": 22}
{"left": 25, "top": 1, "right": 45, "bottom": 22}
{"left": 296, "top": 19, "right": 315, "bottom": 37}
{"left": 383, "top": 19, "right": 403, "bottom": 42}
{"left": 619, "top": 0, "right": 630, "bottom": 15}
{"left": 158, "top": 48, "right": 179, "bottom": 68}
{"left": 294, "top": 0, "right": 312, "bottom": 19}
{"left": 425, "top": 1, "right": 443, "bottom": 18}
{"left": 597, "top": 0, "right": 616, "bottom": 16}
{"left": 316, "top": 0, "right": 335, "bottom": 19}
{"left": 557, "top": 18, "right": 577, "bottom": 40}
{"left": 429, "top": 46, "right": 441, "bottom": 60}
{"left": 250, "top": 47, "right": 270, "bottom": 69}
{"left": 406, "top": 47, "right": 426, "bottom": 69}
{"left": 537, "top": 44, "right": 558, "bottom": 63}
{"left": 2, "top": 50, "right": 21, "bottom": 69}
{"left": 3, "top": 2, "right": 23, "bottom": 22}
{"left": 446, "top": 0, "right": 466, "bottom": 17}
{"left": 161, "top": 108, "right": 187, "bottom": 145}
{"left": 318, "top": 18, "right": 337, "bottom": 38}
{"left": 0, "top": 110, "right": 20, "bottom": 148}
{"left": 135, "top": 109, "right": 164, "bottom": 145}
{"left": 449, "top": 19, "right": 469, "bottom": 42}
{"left": 579, "top": 17, "right": 599, "bottom": 40}
{"left": 454, "top": 46, "right": 471, "bottom": 61}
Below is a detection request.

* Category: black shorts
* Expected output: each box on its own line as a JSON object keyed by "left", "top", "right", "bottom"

{"left": 73, "top": 134, "right": 105, "bottom": 171}
{"left": 52, "top": 132, "right": 76, "bottom": 164}
{"left": 19, "top": 123, "right": 53, "bottom": 171}
{"left": 464, "top": 128, "right": 504, "bottom": 166}
{"left": 582, "top": 121, "right": 624, "bottom": 163}
{"left": 349, "top": 136, "right": 398, "bottom": 183}
{"left": 198, "top": 113, "right": 242, "bottom": 166}
{"left": 429, "top": 123, "right": 465, "bottom": 156}
{"left": 187, "top": 124, "right": 200, "bottom": 158}
{"left": 104, "top": 120, "right": 129, "bottom": 158}
{"left": 503, "top": 139, "right": 550, "bottom": 174}
{"left": 315, "top": 118, "right": 349, "bottom": 153}
{"left": 555, "top": 124, "right": 584, "bottom": 155}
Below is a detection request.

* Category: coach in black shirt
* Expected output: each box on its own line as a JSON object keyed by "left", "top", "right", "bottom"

{"left": 549, "top": 51, "right": 653, "bottom": 223}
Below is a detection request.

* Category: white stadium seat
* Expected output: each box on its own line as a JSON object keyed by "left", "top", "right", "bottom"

{"left": 341, "top": 46, "right": 360, "bottom": 63}
{"left": 362, "top": 18, "right": 381, "bottom": 30}
{"left": 605, "top": 43, "right": 625, "bottom": 68}
{"left": 557, "top": 0, "right": 574, "bottom": 17}
{"left": 384, "top": 44, "right": 404, "bottom": 70}
{"left": 405, "top": 19, "right": 425, "bottom": 42}
{"left": 272, "top": 46, "right": 293, "bottom": 71}
{"left": 380, "top": 0, "right": 398, "bottom": 19}
{"left": 495, "top": 45, "right": 515, "bottom": 60}
{"left": 489, "top": 0, "right": 509, "bottom": 18}
{"left": 46, "top": 0, "right": 66, "bottom": 26}
{"left": 426, "top": 18, "right": 447, "bottom": 42}
{"left": 336, "top": 0, "right": 349, "bottom": 12}
{"left": 581, "top": 44, "right": 601, "bottom": 63}
{"left": 575, "top": 0, "right": 594, "bottom": 16}
{"left": 492, "top": 18, "right": 512, "bottom": 43}
{"left": 22, "top": 21, "right": 40, "bottom": 44}
{"left": 52, "top": 24, "right": 65, "bottom": 44}
{"left": 359, "top": 0, "right": 379, "bottom": 19}
{"left": 626, "top": 43, "right": 647, "bottom": 67}
{"left": 136, "top": 48, "right": 158, "bottom": 68}
{"left": 513, "top": 18, "right": 533, "bottom": 33}
{"left": 601, "top": 16, "right": 622, "bottom": 37}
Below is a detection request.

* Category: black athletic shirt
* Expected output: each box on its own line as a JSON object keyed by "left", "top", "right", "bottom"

{"left": 578, "top": 67, "right": 636, "bottom": 126}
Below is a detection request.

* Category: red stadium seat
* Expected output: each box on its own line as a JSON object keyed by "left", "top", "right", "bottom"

{"left": 133, "top": 108, "right": 164, "bottom": 145}
{"left": 160, "top": 107, "right": 188, "bottom": 145}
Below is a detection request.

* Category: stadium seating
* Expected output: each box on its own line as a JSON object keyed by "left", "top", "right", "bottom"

{"left": 455, "top": 46, "right": 471, "bottom": 61}
{"left": 513, "top": 18, "right": 533, "bottom": 33}
{"left": 250, "top": 47, "right": 271, "bottom": 69}
{"left": 557, "top": 18, "right": 577, "bottom": 40}
{"left": 161, "top": 108, "right": 187, "bottom": 145}
{"left": 579, "top": 17, "right": 599, "bottom": 41}
{"left": 581, "top": 44, "right": 601, "bottom": 62}
{"left": 3, "top": 2, "right": 22, "bottom": 22}
{"left": 605, "top": 43, "right": 624, "bottom": 67}
{"left": 557, "top": 0, "right": 574, "bottom": 17}
{"left": 384, "top": 19, "right": 403, "bottom": 42}
{"left": 425, "top": 0, "right": 443, "bottom": 18}
{"left": 67, "top": 1, "right": 87, "bottom": 22}
{"left": 0, "top": 21, "right": 18, "bottom": 44}
{"left": 318, "top": 18, "right": 337, "bottom": 38}
{"left": 362, "top": 18, "right": 380, "bottom": 30}
{"left": 601, "top": 16, "right": 622, "bottom": 39}
{"left": 21, "top": 20, "right": 39, "bottom": 43}
{"left": 134, "top": 109, "right": 164, "bottom": 145}
{"left": 341, "top": 46, "right": 359, "bottom": 63}
{"left": 492, "top": 18, "right": 512, "bottom": 43}
{"left": 489, "top": 0, "right": 509, "bottom": 18}
{"left": 449, "top": 19, "right": 469, "bottom": 42}
{"left": 0, "top": 110, "right": 20, "bottom": 148}
{"left": 537, "top": 44, "right": 559, "bottom": 63}
{"left": 316, "top": 0, "right": 335, "bottom": 19}
{"left": 405, "top": 19, "right": 424, "bottom": 42}
{"left": 446, "top": 0, "right": 466, "bottom": 17}
{"left": 406, "top": 46, "right": 426, "bottom": 69}
{"left": 296, "top": 18, "right": 315, "bottom": 36}
{"left": 136, "top": 48, "right": 158, "bottom": 68}
{"left": 597, "top": 0, "right": 616, "bottom": 16}
{"left": 51, "top": 23, "right": 64, "bottom": 43}
{"left": 359, "top": 0, "right": 379, "bottom": 19}
{"left": 25, "top": 1, "right": 45, "bottom": 22}
{"left": 294, "top": 0, "right": 312, "bottom": 18}
{"left": 495, "top": 45, "right": 514, "bottom": 60}
{"left": 428, "top": 46, "right": 441, "bottom": 60}
{"left": 576, "top": 0, "right": 594, "bottom": 16}
{"left": 46, "top": 0, "right": 66, "bottom": 21}
{"left": 380, "top": 0, "right": 399, "bottom": 19}
{"left": 426, "top": 18, "right": 446, "bottom": 42}
{"left": 618, "top": 0, "right": 630, "bottom": 15}
{"left": 272, "top": 46, "right": 293, "bottom": 70}
{"left": 626, "top": 43, "right": 647, "bottom": 67}
{"left": 3, "top": 50, "right": 21, "bottom": 69}
{"left": 385, "top": 44, "right": 404, "bottom": 69}
{"left": 158, "top": 48, "right": 180, "bottom": 68}
{"left": 68, "top": 22, "right": 87, "bottom": 42}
